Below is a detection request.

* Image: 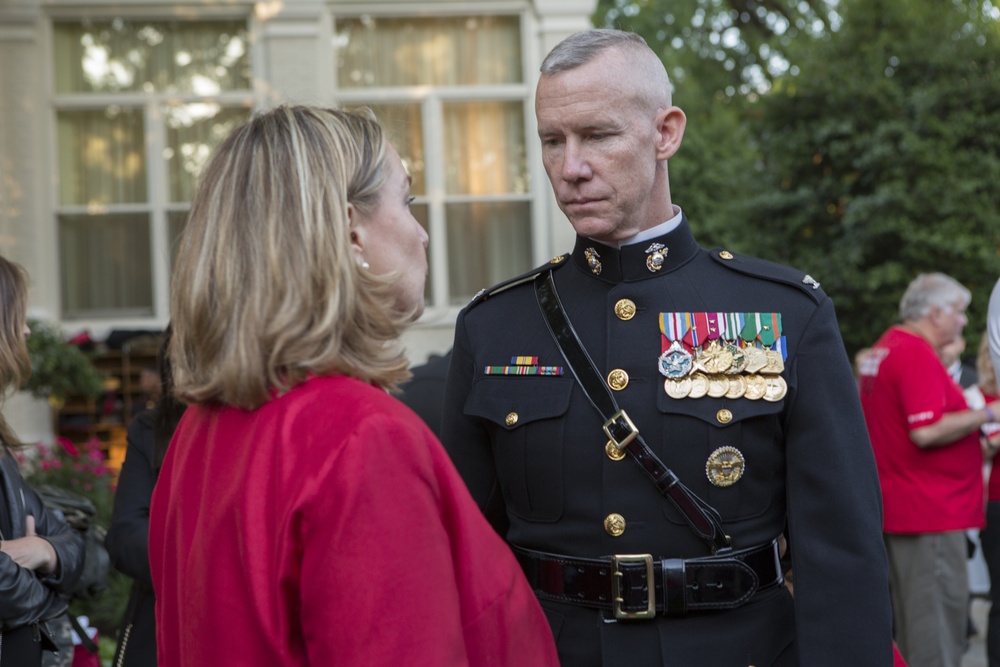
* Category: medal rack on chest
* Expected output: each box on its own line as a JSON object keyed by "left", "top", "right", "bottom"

{"left": 658, "top": 312, "right": 787, "bottom": 402}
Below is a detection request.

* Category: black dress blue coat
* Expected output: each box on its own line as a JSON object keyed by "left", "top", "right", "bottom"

{"left": 441, "top": 218, "right": 892, "bottom": 667}
{"left": 105, "top": 411, "right": 159, "bottom": 667}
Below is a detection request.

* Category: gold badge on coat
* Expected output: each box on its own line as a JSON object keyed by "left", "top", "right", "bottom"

{"left": 706, "top": 446, "right": 745, "bottom": 487}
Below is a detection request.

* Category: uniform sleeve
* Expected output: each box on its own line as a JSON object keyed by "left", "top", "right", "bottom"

{"left": 440, "top": 313, "right": 508, "bottom": 533}
{"left": 783, "top": 297, "right": 893, "bottom": 666}
{"left": 105, "top": 416, "right": 157, "bottom": 588}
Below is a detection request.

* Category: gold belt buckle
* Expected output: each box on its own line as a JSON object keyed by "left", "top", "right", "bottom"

{"left": 603, "top": 409, "right": 639, "bottom": 451}
{"left": 612, "top": 553, "right": 655, "bottom": 620}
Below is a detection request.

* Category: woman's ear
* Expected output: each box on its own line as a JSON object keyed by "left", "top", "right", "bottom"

{"left": 348, "top": 203, "right": 367, "bottom": 266}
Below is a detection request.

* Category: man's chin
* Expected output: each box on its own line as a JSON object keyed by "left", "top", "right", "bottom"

{"left": 568, "top": 217, "right": 620, "bottom": 245}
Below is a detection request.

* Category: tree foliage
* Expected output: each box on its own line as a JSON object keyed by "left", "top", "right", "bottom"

{"left": 592, "top": 0, "right": 1000, "bottom": 357}
{"left": 745, "top": 0, "right": 1000, "bottom": 354}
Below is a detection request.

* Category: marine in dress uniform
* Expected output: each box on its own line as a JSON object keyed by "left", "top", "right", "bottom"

{"left": 441, "top": 219, "right": 892, "bottom": 666}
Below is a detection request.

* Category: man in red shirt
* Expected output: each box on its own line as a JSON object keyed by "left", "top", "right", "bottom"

{"left": 860, "top": 272, "right": 1000, "bottom": 667}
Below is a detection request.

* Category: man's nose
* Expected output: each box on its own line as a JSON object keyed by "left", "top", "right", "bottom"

{"left": 561, "top": 141, "right": 592, "bottom": 181}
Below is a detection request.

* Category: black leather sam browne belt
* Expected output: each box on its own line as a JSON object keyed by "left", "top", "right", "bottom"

{"left": 529, "top": 269, "right": 784, "bottom": 619}
{"left": 514, "top": 539, "right": 783, "bottom": 620}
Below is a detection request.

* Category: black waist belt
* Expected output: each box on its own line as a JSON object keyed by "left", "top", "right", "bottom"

{"left": 514, "top": 539, "right": 783, "bottom": 620}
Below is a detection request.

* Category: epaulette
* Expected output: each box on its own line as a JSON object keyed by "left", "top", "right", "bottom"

{"left": 465, "top": 254, "right": 570, "bottom": 309}
{"left": 708, "top": 248, "right": 827, "bottom": 304}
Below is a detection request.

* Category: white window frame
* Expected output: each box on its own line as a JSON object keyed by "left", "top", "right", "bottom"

{"left": 330, "top": 4, "right": 550, "bottom": 321}
{"left": 44, "top": 10, "right": 261, "bottom": 331}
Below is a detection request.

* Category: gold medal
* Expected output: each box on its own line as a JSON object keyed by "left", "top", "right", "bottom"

{"left": 724, "top": 342, "right": 747, "bottom": 374}
{"left": 664, "top": 377, "right": 692, "bottom": 399}
{"left": 744, "top": 346, "right": 768, "bottom": 374}
{"left": 763, "top": 376, "right": 788, "bottom": 402}
{"left": 688, "top": 372, "right": 709, "bottom": 399}
{"left": 744, "top": 374, "right": 766, "bottom": 400}
{"left": 700, "top": 340, "right": 733, "bottom": 374}
{"left": 706, "top": 446, "right": 746, "bottom": 487}
{"left": 707, "top": 374, "right": 730, "bottom": 398}
{"left": 763, "top": 350, "right": 785, "bottom": 374}
{"left": 725, "top": 373, "right": 747, "bottom": 399}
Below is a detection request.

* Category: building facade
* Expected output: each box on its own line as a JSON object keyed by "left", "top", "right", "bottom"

{"left": 0, "top": 0, "right": 596, "bottom": 366}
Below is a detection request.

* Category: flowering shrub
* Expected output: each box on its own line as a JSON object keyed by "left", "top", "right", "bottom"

{"left": 17, "top": 436, "right": 128, "bottom": 636}
{"left": 21, "top": 437, "right": 116, "bottom": 523}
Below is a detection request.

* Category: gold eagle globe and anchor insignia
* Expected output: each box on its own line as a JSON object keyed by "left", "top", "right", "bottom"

{"left": 706, "top": 446, "right": 746, "bottom": 487}
{"left": 584, "top": 247, "right": 602, "bottom": 275}
{"left": 645, "top": 242, "right": 668, "bottom": 272}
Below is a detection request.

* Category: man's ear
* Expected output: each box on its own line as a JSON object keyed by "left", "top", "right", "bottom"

{"left": 655, "top": 106, "right": 686, "bottom": 161}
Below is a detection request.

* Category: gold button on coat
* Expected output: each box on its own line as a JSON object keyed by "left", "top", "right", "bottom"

{"left": 605, "top": 440, "right": 627, "bottom": 461}
{"left": 607, "top": 369, "right": 629, "bottom": 391}
{"left": 505, "top": 412, "right": 518, "bottom": 426}
{"left": 716, "top": 409, "right": 733, "bottom": 424}
{"left": 719, "top": 250, "right": 734, "bottom": 260}
{"left": 614, "top": 299, "right": 636, "bottom": 321}
{"left": 604, "top": 513, "right": 626, "bottom": 536}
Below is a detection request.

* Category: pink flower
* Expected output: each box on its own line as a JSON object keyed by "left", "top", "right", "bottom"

{"left": 57, "top": 437, "right": 79, "bottom": 457}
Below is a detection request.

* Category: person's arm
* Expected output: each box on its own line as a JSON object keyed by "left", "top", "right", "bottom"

{"left": 910, "top": 401, "right": 1000, "bottom": 448}
{"left": 439, "top": 314, "right": 508, "bottom": 533}
{"left": 1, "top": 515, "right": 57, "bottom": 573}
{"left": 784, "top": 297, "right": 893, "bottom": 666}
{"left": 105, "top": 414, "right": 158, "bottom": 587}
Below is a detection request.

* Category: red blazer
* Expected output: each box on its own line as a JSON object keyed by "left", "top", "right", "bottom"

{"left": 150, "top": 375, "right": 558, "bottom": 666}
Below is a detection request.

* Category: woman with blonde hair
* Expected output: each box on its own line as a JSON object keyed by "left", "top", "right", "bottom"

{"left": 148, "top": 105, "right": 558, "bottom": 667}
{"left": 969, "top": 335, "right": 1000, "bottom": 667}
{"left": 0, "top": 256, "right": 83, "bottom": 666}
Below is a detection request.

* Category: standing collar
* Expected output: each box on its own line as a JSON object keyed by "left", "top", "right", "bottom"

{"left": 570, "top": 214, "right": 701, "bottom": 283}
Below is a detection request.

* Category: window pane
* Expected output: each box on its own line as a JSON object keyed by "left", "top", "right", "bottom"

{"left": 446, "top": 202, "right": 532, "bottom": 305}
{"left": 443, "top": 101, "right": 527, "bottom": 195}
{"left": 362, "top": 104, "right": 426, "bottom": 195}
{"left": 53, "top": 20, "right": 250, "bottom": 94}
{"left": 59, "top": 214, "right": 153, "bottom": 318}
{"left": 165, "top": 105, "right": 250, "bottom": 203}
{"left": 336, "top": 16, "right": 522, "bottom": 88}
{"left": 57, "top": 108, "right": 147, "bottom": 206}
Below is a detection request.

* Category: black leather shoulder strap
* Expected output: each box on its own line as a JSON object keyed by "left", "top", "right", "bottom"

{"left": 534, "top": 270, "right": 732, "bottom": 555}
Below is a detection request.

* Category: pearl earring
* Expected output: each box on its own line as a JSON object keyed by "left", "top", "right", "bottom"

{"left": 361, "top": 261, "right": 370, "bottom": 270}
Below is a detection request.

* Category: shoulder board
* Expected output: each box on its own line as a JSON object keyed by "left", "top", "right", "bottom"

{"left": 709, "top": 248, "right": 827, "bottom": 304}
{"left": 466, "top": 254, "right": 570, "bottom": 309}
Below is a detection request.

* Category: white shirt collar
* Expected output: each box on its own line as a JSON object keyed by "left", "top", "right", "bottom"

{"left": 616, "top": 206, "right": 683, "bottom": 248}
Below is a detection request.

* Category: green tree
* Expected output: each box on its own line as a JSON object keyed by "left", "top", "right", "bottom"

{"left": 745, "top": 0, "right": 1000, "bottom": 355}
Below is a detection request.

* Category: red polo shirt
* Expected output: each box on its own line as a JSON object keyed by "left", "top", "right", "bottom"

{"left": 860, "top": 326, "right": 984, "bottom": 533}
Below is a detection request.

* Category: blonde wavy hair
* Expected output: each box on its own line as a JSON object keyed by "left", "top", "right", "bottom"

{"left": 0, "top": 256, "right": 30, "bottom": 447}
{"left": 977, "top": 335, "right": 998, "bottom": 396}
{"left": 169, "top": 105, "right": 412, "bottom": 410}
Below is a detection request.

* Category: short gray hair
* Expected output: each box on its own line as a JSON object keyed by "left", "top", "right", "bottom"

{"left": 898, "top": 273, "right": 971, "bottom": 321}
{"left": 540, "top": 29, "right": 650, "bottom": 75}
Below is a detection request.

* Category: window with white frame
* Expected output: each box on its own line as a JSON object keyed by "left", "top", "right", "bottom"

{"left": 52, "top": 19, "right": 252, "bottom": 320}
{"left": 334, "top": 14, "right": 534, "bottom": 307}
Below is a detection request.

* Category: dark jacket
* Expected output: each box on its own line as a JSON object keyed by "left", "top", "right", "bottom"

{"left": 0, "top": 446, "right": 84, "bottom": 631}
{"left": 441, "top": 217, "right": 893, "bottom": 667}
{"left": 105, "top": 411, "right": 158, "bottom": 667}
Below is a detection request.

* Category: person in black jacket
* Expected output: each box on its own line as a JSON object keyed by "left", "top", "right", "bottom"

{"left": 105, "top": 329, "right": 184, "bottom": 667}
{"left": 0, "top": 255, "right": 84, "bottom": 666}
{"left": 440, "top": 29, "right": 892, "bottom": 666}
